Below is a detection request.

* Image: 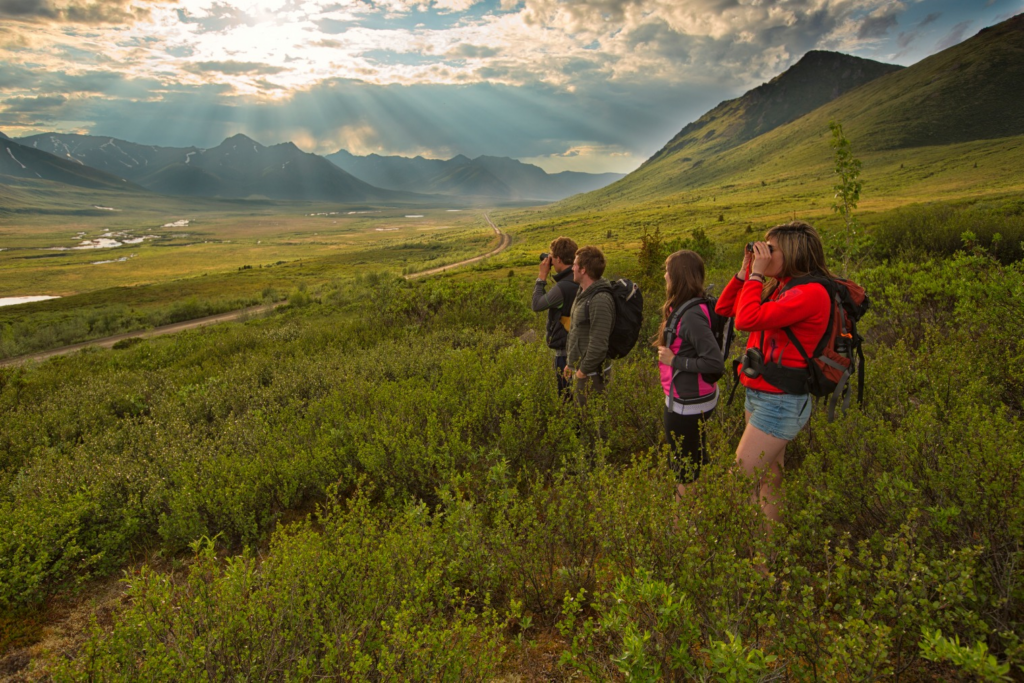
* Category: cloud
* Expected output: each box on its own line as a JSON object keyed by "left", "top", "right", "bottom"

{"left": 918, "top": 12, "right": 941, "bottom": 28}
{"left": 936, "top": 20, "right": 971, "bottom": 51}
{"left": 176, "top": 2, "right": 256, "bottom": 33}
{"left": 896, "top": 31, "right": 916, "bottom": 49}
{"left": 432, "top": 0, "right": 484, "bottom": 13}
{"left": 186, "top": 61, "right": 288, "bottom": 75}
{"left": 447, "top": 43, "right": 498, "bottom": 58}
{"left": 0, "top": 0, "right": 158, "bottom": 23}
{"left": 2, "top": 94, "right": 67, "bottom": 111}
{"left": 858, "top": 10, "right": 899, "bottom": 39}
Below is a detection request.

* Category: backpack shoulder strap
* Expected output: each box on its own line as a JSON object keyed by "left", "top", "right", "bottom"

{"left": 780, "top": 273, "right": 834, "bottom": 297}
{"left": 664, "top": 297, "right": 707, "bottom": 345}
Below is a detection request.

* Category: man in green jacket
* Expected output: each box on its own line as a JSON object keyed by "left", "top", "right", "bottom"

{"left": 564, "top": 246, "right": 615, "bottom": 406}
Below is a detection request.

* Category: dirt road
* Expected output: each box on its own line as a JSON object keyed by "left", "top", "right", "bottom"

{"left": 405, "top": 212, "right": 510, "bottom": 280}
{"left": 0, "top": 302, "right": 284, "bottom": 368}
{"left": 2, "top": 213, "right": 509, "bottom": 367}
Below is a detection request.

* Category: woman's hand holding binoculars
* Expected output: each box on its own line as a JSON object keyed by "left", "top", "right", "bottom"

{"left": 742, "top": 241, "right": 773, "bottom": 279}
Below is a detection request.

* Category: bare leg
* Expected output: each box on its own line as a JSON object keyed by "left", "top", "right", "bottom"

{"left": 735, "top": 422, "right": 789, "bottom": 522}
{"left": 759, "top": 450, "right": 786, "bottom": 521}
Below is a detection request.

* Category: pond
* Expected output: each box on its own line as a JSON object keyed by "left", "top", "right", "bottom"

{"left": 0, "top": 296, "right": 61, "bottom": 308}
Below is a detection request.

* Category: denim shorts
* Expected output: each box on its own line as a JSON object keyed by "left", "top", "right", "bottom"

{"left": 744, "top": 388, "right": 812, "bottom": 441}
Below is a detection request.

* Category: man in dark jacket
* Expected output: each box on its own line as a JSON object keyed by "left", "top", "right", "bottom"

{"left": 564, "top": 245, "right": 615, "bottom": 406}
{"left": 532, "top": 236, "right": 579, "bottom": 397}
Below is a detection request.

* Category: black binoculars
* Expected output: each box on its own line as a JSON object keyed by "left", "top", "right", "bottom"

{"left": 745, "top": 243, "right": 775, "bottom": 254}
{"left": 539, "top": 252, "right": 550, "bottom": 262}
{"left": 739, "top": 348, "right": 764, "bottom": 379}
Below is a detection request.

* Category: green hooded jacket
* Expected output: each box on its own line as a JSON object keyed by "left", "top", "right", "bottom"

{"left": 567, "top": 278, "right": 616, "bottom": 375}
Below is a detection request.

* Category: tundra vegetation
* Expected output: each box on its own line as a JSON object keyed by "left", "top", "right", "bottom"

{"left": 0, "top": 202, "right": 498, "bottom": 360}
{"left": 4, "top": 30, "right": 1024, "bottom": 669}
{"left": 0, "top": 182, "right": 1022, "bottom": 680}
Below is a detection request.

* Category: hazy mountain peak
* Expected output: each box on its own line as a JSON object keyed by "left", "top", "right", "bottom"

{"left": 0, "top": 131, "right": 10, "bottom": 140}
{"left": 220, "top": 133, "right": 262, "bottom": 148}
{"left": 450, "top": 154, "right": 472, "bottom": 165}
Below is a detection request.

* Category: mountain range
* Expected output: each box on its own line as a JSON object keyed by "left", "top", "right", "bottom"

{"left": 325, "top": 150, "right": 624, "bottom": 201}
{"left": 10, "top": 132, "right": 623, "bottom": 203}
{"left": 14, "top": 133, "right": 398, "bottom": 202}
{"left": 1, "top": 135, "right": 144, "bottom": 193}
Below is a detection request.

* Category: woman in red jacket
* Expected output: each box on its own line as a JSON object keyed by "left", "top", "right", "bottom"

{"left": 715, "top": 221, "right": 833, "bottom": 521}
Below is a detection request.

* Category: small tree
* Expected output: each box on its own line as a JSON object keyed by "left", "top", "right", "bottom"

{"left": 637, "top": 225, "right": 665, "bottom": 283}
{"left": 829, "top": 119, "right": 862, "bottom": 277}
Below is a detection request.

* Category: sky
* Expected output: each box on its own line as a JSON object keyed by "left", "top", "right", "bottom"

{"left": 1, "top": 0, "right": 1021, "bottom": 173}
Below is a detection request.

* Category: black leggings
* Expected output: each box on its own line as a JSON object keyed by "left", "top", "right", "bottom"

{"left": 663, "top": 406, "right": 714, "bottom": 483}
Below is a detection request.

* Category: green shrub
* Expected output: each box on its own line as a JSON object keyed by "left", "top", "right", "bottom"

{"left": 872, "top": 201, "right": 1024, "bottom": 264}
{"left": 57, "top": 490, "right": 507, "bottom": 682}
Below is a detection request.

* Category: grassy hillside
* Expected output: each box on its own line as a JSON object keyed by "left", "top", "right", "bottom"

{"left": 647, "top": 50, "right": 901, "bottom": 168}
{"left": 576, "top": 13, "right": 1024, "bottom": 211}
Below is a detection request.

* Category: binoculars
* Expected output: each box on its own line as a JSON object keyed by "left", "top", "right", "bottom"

{"left": 739, "top": 348, "right": 764, "bottom": 379}
{"left": 539, "top": 252, "right": 550, "bottom": 262}
{"left": 745, "top": 243, "right": 775, "bottom": 254}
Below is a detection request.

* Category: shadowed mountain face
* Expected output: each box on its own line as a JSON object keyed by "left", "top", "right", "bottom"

{"left": 16, "top": 133, "right": 397, "bottom": 202}
{"left": 326, "top": 150, "right": 623, "bottom": 201}
{"left": 646, "top": 50, "right": 903, "bottom": 167}
{"left": 579, "top": 13, "right": 1024, "bottom": 205}
{"left": 1, "top": 137, "right": 144, "bottom": 192}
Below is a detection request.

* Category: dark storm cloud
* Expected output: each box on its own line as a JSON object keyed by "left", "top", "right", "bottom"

{"left": 624, "top": 19, "right": 697, "bottom": 63}
{"left": 176, "top": 3, "right": 255, "bottom": 33}
{"left": 0, "top": 0, "right": 153, "bottom": 23}
{"left": 0, "top": 0, "right": 54, "bottom": 18}
{"left": 448, "top": 44, "right": 499, "bottom": 58}
{"left": 936, "top": 20, "right": 971, "bottom": 50}
{"left": 3, "top": 94, "right": 67, "bottom": 111}
{"left": 185, "top": 61, "right": 288, "bottom": 75}
{"left": 858, "top": 11, "right": 898, "bottom": 39}
{"left": 0, "top": 64, "right": 34, "bottom": 89}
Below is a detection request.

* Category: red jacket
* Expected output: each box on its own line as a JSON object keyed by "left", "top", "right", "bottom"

{"left": 716, "top": 275, "right": 830, "bottom": 394}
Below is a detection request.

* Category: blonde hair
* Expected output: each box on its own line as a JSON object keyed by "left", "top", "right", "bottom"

{"left": 763, "top": 221, "right": 833, "bottom": 298}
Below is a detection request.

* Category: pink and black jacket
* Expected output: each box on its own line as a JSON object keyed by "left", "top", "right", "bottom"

{"left": 659, "top": 300, "right": 725, "bottom": 414}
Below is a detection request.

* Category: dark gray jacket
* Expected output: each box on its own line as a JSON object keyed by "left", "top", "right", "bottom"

{"left": 531, "top": 267, "right": 579, "bottom": 352}
{"left": 567, "top": 278, "right": 616, "bottom": 375}
{"left": 665, "top": 300, "right": 725, "bottom": 399}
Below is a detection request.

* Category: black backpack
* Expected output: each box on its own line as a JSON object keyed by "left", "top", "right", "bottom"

{"left": 603, "top": 279, "right": 644, "bottom": 360}
{"left": 664, "top": 294, "right": 734, "bottom": 383}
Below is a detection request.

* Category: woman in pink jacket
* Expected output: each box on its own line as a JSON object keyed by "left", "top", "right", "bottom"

{"left": 656, "top": 250, "right": 725, "bottom": 495}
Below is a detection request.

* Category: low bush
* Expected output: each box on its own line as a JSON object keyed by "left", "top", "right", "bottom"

{"left": 872, "top": 200, "right": 1024, "bottom": 264}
